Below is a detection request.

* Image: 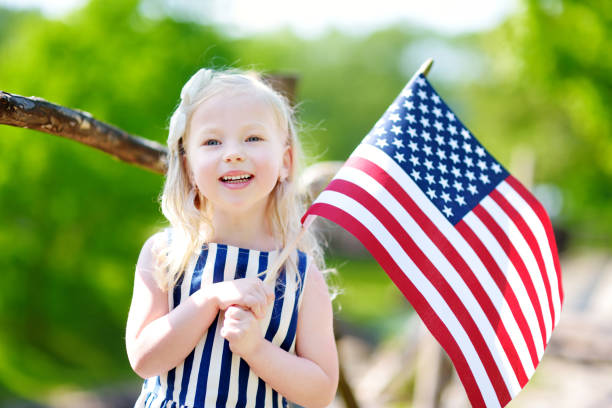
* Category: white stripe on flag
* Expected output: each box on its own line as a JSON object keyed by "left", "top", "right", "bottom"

{"left": 314, "top": 188, "right": 500, "bottom": 407}
{"left": 480, "top": 197, "right": 553, "bottom": 341}
{"left": 333, "top": 164, "right": 522, "bottom": 394}
{"left": 497, "top": 181, "right": 562, "bottom": 324}
{"left": 462, "top": 212, "right": 545, "bottom": 359}
{"left": 351, "top": 144, "right": 536, "bottom": 377}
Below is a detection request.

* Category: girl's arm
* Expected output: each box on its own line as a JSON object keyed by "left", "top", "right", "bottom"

{"left": 222, "top": 263, "right": 339, "bottom": 407}
{"left": 125, "top": 233, "right": 272, "bottom": 379}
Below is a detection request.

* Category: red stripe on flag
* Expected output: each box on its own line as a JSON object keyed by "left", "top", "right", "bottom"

{"left": 490, "top": 189, "right": 556, "bottom": 326}
{"left": 305, "top": 202, "right": 490, "bottom": 408}
{"left": 472, "top": 205, "right": 548, "bottom": 349}
{"left": 505, "top": 176, "right": 563, "bottom": 305}
{"left": 324, "top": 178, "right": 511, "bottom": 405}
{"left": 344, "top": 157, "right": 527, "bottom": 386}
{"left": 455, "top": 219, "right": 539, "bottom": 371}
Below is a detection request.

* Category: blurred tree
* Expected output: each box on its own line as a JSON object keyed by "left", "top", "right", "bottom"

{"left": 467, "top": 0, "right": 612, "bottom": 244}
{"left": 231, "top": 27, "right": 418, "bottom": 162}
{"left": 1, "top": 0, "right": 610, "bottom": 403}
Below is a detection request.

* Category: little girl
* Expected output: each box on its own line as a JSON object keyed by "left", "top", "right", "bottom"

{"left": 125, "top": 68, "right": 339, "bottom": 407}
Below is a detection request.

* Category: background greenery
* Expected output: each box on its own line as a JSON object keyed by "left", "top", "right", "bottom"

{"left": 0, "top": 0, "right": 610, "bottom": 403}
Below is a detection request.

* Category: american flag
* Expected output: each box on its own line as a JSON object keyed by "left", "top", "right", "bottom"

{"left": 302, "top": 73, "right": 563, "bottom": 407}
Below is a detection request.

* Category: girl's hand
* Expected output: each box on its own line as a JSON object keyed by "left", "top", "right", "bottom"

{"left": 220, "top": 306, "right": 263, "bottom": 358}
{"left": 211, "top": 278, "right": 274, "bottom": 319}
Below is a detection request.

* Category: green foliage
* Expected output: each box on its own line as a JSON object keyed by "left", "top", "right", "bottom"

{"left": 327, "top": 256, "right": 413, "bottom": 338}
{"left": 231, "top": 27, "right": 416, "bottom": 162}
{"left": 466, "top": 0, "right": 612, "bottom": 241}
{"left": 0, "top": 0, "right": 610, "bottom": 403}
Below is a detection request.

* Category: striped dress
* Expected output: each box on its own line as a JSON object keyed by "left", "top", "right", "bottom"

{"left": 134, "top": 242, "right": 310, "bottom": 408}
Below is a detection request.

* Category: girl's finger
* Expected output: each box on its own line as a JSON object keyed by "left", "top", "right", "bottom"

{"left": 226, "top": 305, "right": 247, "bottom": 320}
{"left": 251, "top": 304, "right": 263, "bottom": 319}
{"left": 255, "top": 293, "right": 268, "bottom": 313}
{"left": 265, "top": 287, "right": 275, "bottom": 304}
{"left": 225, "top": 305, "right": 238, "bottom": 318}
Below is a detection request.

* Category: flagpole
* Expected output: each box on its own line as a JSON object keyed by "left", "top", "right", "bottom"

{"left": 264, "top": 58, "right": 435, "bottom": 284}
{"left": 410, "top": 58, "right": 434, "bottom": 84}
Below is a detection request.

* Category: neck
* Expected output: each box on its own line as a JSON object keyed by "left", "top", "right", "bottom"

{"left": 209, "top": 204, "right": 278, "bottom": 251}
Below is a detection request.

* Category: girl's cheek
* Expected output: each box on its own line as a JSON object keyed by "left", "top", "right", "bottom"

{"left": 194, "top": 159, "right": 216, "bottom": 176}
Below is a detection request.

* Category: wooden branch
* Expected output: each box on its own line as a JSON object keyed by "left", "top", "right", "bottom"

{"left": 263, "top": 73, "right": 298, "bottom": 106}
{"left": 0, "top": 74, "right": 299, "bottom": 174}
{"left": 0, "top": 91, "right": 169, "bottom": 174}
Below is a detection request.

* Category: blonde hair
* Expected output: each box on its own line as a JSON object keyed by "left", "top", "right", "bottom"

{"left": 153, "top": 68, "right": 325, "bottom": 291}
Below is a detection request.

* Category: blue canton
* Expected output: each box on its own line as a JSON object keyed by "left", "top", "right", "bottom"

{"left": 363, "top": 74, "right": 509, "bottom": 225}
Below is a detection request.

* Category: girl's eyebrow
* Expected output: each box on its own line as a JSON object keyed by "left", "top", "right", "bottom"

{"left": 195, "top": 126, "right": 222, "bottom": 137}
{"left": 196, "top": 122, "right": 270, "bottom": 136}
{"left": 240, "top": 122, "right": 269, "bottom": 130}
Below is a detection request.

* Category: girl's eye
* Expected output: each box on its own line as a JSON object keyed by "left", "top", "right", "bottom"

{"left": 203, "top": 139, "right": 220, "bottom": 146}
{"left": 246, "top": 135, "right": 263, "bottom": 142}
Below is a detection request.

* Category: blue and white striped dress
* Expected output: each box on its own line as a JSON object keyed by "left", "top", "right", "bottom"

{"left": 134, "top": 242, "right": 309, "bottom": 408}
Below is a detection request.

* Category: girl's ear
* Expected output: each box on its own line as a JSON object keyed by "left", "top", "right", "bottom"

{"left": 280, "top": 145, "right": 293, "bottom": 182}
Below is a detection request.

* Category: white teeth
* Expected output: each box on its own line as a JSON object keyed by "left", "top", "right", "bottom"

{"left": 222, "top": 174, "right": 252, "bottom": 182}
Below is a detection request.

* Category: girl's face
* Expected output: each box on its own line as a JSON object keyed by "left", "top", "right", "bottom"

{"left": 184, "top": 88, "right": 291, "bottom": 215}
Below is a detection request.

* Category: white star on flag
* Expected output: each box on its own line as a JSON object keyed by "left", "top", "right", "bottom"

{"left": 375, "top": 138, "right": 388, "bottom": 148}
{"left": 392, "top": 137, "right": 404, "bottom": 149}
{"left": 442, "top": 205, "right": 453, "bottom": 217}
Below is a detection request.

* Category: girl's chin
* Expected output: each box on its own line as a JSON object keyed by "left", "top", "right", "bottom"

{"left": 208, "top": 197, "right": 267, "bottom": 215}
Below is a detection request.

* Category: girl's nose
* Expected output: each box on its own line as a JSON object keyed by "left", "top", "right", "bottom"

{"left": 223, "top": 151, "right": 244, "bottom": 163}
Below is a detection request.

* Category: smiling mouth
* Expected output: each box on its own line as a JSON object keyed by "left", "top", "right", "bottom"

{"left": 219, "top": 174, "right": 253, "bottom": 184}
